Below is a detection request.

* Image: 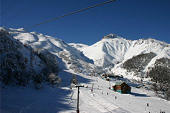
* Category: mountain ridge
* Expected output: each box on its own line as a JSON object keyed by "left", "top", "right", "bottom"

{"left": 81, "top": 35, "right": 169, "bottom": 67}
{"left": 1, "top": 27, "right": 170, "bottom": 81}
{"left": 3, "top": 27, "right": 95, "bottom": 75}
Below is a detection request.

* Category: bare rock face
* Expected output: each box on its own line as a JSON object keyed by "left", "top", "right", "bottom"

{"left": 102, "top": 34, "right": 118, "bottom": 39}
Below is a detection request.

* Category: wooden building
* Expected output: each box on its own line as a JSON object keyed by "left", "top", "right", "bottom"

{"left": 113, "top": 81, "right": 131, "bottom": 94}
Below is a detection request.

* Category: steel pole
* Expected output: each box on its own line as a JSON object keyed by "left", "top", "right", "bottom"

{"left": 77, "top": 87, "right": 80, "bottom": 113}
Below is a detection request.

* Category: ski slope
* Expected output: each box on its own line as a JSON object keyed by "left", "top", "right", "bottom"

{"left": 71, "top": 72, "right": 170, "bottom": 113}
{"left": 1, "top": 28, "right": 170, "bottom": 113}
{"left": 2, "top": 69, "right": 170, "bottom": 113}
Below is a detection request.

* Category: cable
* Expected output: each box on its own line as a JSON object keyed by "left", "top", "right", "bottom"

{"left": 29, "top": 0, "right": 116, "bottom": 29}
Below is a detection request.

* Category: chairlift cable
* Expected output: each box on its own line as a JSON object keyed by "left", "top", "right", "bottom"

{"left": 28, "top": 0, "right": 116, "bottom": 29}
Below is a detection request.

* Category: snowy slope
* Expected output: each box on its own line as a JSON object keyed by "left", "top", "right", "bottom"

{"left": 82, "top": 34, "right": 132, "bottom": 66}
{"left": 2, "top": 69, "right": 170, "bottom": 113}
{"left": 2, "top": 27, "right": 170, "bottom": 80}
{"left": 124, "top": 38, "right": 170, "bottom": 61}
{"left": 112, "top": 39, "right": 170, "bottom": 80}
{"left": 81, "top": 34, "right": 170, "bottom": 80}
{"left": 1, "top": 28, "right": 170, "bottom": 113}
{"left": 6, "top": 28, "right": 94, "bottom": 74}
{"left": 0, "top": 27, "right": 50, "bottom": 86}
{"left": 69, "top": 43, "right": 89, "bottom": 51}
{"left": 82, "top": 34, "right": 170, "bottom": 68}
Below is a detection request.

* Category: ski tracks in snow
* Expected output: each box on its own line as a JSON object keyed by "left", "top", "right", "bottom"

{"left": 80, "top": 89, "right": 131, "bottom": 113}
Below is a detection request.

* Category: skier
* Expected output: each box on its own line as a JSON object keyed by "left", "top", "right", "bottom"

{"left": 91, "top": 89, "right": 93, "bottom": 92}
{"left": 147, "top": 103, "right": 149, "bottom": 107}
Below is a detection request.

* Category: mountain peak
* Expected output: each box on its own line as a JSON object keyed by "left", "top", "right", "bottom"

{"left": 102, "top": 33, "right": 119, "bottom": 39}
{"left": 9, "top": 28, "right": 25, "bottom": 31}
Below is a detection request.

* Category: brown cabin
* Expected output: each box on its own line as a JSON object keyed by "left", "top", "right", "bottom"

{"left": 113, "top": 81, "right": 131, "bottom": 94}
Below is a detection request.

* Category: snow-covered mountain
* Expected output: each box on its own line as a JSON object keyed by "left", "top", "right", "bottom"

{"left": 6, "top": 27, "right": 95, "bottom": 75}
{"left": 82, "top": 34, "right": 170, "bottom": 67}
{"left": 112, "top": 38, "right": 170, "bottom": 80}
{"left": 0, "top": 27, "right": 60, "bottom": 87}
{"left": 80, "top": 33, "right": 170, "bottom": 80}
{"left": 69, "top": 43, "right": 88, "bottom": 51}
{"left": 2, "top": 27, "right": 169, "bottom": 81}
{"left": 1, "top": 27, "right": 170, "bottom": 113}
{"left": 82, "top": 34, "right": 132, "bottom": 66}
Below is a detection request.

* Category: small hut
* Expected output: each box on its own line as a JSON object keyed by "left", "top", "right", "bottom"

{"left": 113, "top": 81, "right": 131, "bottom": 94}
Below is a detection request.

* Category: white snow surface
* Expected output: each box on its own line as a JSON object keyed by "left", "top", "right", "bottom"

{"left": 0, "top": 27, "right": 46, "bottom": 74}
{"left": 82, "top": 36, "right": 132, "bottom": 66}
{"left": 4, "top": 28, "right": 170, "bottom": 80}
{"left": 111, "top": 38, "right": 170, "bottom": 80}
{"left": 7, "top": 28, "right": 89, "bottom": 61}
{"left": 82, "top": 35, "right": 170, "bottom": 67}
{"left": 69, "top": 43, "right": 89, "bottom": 51}
{"left": 6, "top": 28, "right": 94, "bottom": 74}
{"left": 81, "top": 34, "right": 170, "bottom": 80}
{"left": 1, "top": 69, "right": 170, "bottom": 113}
{"left": 1, "top": 28, "right": 170, "bottom": 113}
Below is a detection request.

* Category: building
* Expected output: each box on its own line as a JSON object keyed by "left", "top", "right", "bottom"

{"left": 113, "top": 81, "right": 131, "bottom": 94}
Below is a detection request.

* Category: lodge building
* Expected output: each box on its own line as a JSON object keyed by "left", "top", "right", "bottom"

{"left": 113, "top": 81, "right": 131, "bottom": 94}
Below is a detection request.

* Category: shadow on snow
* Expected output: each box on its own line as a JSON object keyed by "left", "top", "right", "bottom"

{"left": 130, "top": 92, "right": 149, "bottom": 97}
{"left": 1, "top": 85, "right": 74, "bottom": 113}
{"left": 58, "top": 70, "right": 91, "bottom": 88}
{"left": 1, "top": 70, "right": 91, "bottom": 113}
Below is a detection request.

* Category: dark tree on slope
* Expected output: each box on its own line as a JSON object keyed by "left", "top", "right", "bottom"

{"left": 0, "top": 29, "right": 29, "bottom": 86}
{"left": 37, "top": 50, "right": 59, "bottom": 74}
{"left": 0, "top": 28, "right": 60, "bottom": 88}
{"left": 1, "top": 51, "right": 29, "bottom": 86}
{"left": 147, "top": 58, "right": 170, "bottom": 100}
{"left": 48, "top": 73, "right": 60, "bottom": 85}
{"left": 165, "top": 88, "right": 170, "bottom": 100}
{"left": 123, "top": 52, "right": 156, "bottom": 73}
{"left": 33, "top": 74, "right": 43, "bottom": 89}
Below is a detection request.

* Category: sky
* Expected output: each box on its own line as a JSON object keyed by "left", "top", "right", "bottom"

{"left": 1, "top": 0, "right": 170, "bottom": 45}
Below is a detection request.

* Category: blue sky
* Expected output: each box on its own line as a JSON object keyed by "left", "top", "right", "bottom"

{"left": 1, "top": 0, "right": 170, "bottom": 45}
